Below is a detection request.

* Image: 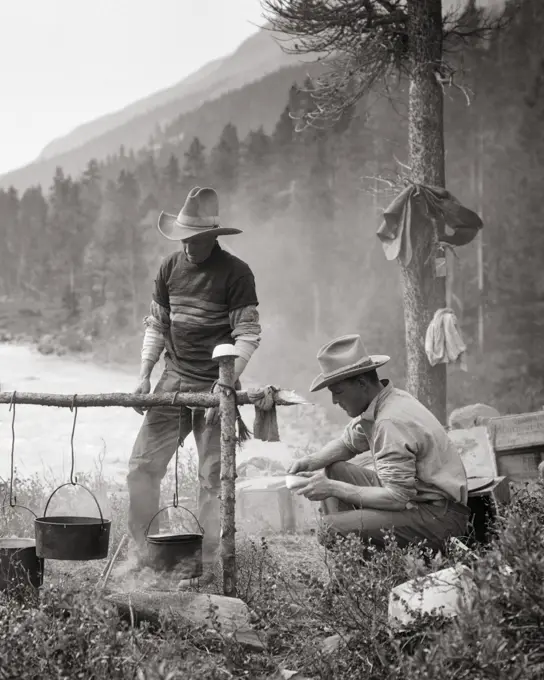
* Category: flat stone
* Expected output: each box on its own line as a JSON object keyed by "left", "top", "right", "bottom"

{"left": 105, "top": 589, "right": 266, "bottom": 651}
{"left": 266, "top": 670, "right": 313, "bottom": 680}
{"left": 321, "top": 632, "right": 354, "bottom": 655}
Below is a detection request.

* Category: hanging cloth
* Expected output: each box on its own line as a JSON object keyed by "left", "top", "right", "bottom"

{"left": 377, "top": 184, "right": 483, "bottom": 266}
{"left": 247, "top": 385, "right": 280, "bottom": 442}
{"left": 425, "top": 308, "right": 467, "bottom": 370}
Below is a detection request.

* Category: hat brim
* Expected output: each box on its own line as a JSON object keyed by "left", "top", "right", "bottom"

{"left": 157, "top": 212, "right": 242, "bottom": 241}
{"left": 309, "top": 355, "right": 390, "bottom": 393}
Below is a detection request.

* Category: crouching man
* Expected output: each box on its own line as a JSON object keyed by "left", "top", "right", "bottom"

{"left": 290, "top": 334, "right": 470, "bottom": 554}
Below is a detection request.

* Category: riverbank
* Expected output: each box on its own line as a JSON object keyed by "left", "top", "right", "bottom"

{"left": 0, "top": 343, "right": 336, "bottom": 491}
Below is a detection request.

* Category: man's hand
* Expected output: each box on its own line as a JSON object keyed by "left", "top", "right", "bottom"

{"left": 205, "top": 383, "right": 221, "bottom": 427}
{"left": 287, "top": 456, "right": 321, "bottom": 475}
{"left": 133, "top": 377, "right": 151, "bottom": 415}
{"left": 296, "top": 473, "right": 336, "bottom": 501}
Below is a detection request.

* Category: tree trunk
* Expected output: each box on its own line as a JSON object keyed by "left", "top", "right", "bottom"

{"left": 401, "top": 0, "right": 447, "bottom": 424}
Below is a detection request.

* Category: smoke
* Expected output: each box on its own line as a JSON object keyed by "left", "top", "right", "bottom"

{"left": 107, "top": 549, "right": 207, "bottom": 594}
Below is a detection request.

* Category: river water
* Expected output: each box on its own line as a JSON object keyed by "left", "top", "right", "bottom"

{"left": 0, "top": 344, "right": 302, "bottom": 486}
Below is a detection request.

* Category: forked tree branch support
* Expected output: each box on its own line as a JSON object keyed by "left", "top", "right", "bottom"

{"left": 0, "top": 389, "right": 307, "bottom": 409}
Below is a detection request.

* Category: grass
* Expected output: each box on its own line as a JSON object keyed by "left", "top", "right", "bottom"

{"left": 2, "top": 460, "right": 544, "bottom": 679}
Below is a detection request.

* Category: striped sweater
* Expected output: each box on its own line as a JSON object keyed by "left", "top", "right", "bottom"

{"left": 142, "top": 244, "right": 261, "bottom": 390}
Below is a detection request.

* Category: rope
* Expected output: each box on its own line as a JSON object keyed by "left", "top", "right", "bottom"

{"left": 69, "top": 395, "right": 78, "bottom": 485}
{"left": 213, "top": 380, "right": 236, "bottom": 398}
{"left": 213, "top": 381, "right": 252, "bottom": 444}
{"left": 173, "top": 405, "right": 185, "bottom": 508}
{"left": 9, "top": 391, "right": 16, "bottom": 506}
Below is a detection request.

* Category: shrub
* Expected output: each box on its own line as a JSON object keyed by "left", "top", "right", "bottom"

{"left": 1, "top": 470, "right": 543, "bottom": 679}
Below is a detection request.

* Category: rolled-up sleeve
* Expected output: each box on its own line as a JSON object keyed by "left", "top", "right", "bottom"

{"left": 141, "top": 263, "right": 171, "bottom": 362}
{"left": 341, "top": 418, "right": 371, "bottom": 454}
{"left": 372, "top": 419, "right": 418, "bottom": 505}
{"left": 229, "top": 304, "right": 261, "bottom": 378}
{"left": 144, "top": 299, "right": 170, "bottom": 334}
{"left": 144, "top": 262, "right": 171, "bottom": 334}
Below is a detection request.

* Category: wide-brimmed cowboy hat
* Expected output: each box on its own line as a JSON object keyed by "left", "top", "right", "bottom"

{"left": 157, "top": 186, "right": 242, "bottom": 241}
{"left": 310, "top": 334, "right": 390, "bottom": 393}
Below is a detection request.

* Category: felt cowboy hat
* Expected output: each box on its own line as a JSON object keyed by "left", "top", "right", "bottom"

{"left": 157, "top": 186, "right": 242, "bottom": 241}
{"left": 309, "top": 334, "right": 390, "bottom": 393}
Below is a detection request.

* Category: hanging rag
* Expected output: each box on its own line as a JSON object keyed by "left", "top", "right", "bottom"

{"left": 425, "top": 308, "right": 467, "bottom": 370}
{"left": 377, "top": 184, "right": 483, "bottom": 266}
{"left": 247, "top": 385, "right": 280, "bottom": 442}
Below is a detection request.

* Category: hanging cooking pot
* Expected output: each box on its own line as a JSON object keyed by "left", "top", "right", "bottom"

{"left": 145, "top": 505, "right": 204, "bottom": 577}
{"left": 35, "top": 483, "right": 111, "bottom": 561}
{"left": 0, "top": 505, "right": 44, "bottom": 592}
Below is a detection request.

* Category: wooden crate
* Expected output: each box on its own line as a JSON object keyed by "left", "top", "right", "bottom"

{"left": 494, "top": 449, "right": 544, "bottom": 483}
{"left": 235, "top": 476, "right": 318, "bottom": 534}
{"left": 487, "top": 411, "right": 544, "bottom": 481}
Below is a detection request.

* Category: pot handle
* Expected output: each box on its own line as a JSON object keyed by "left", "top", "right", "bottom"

{"left": 42, "top": 483, "right": 106, "bottom": 527}
{"left": 145, "top": 504, "right": 204, "bottom": 539}
{"left": 0, "top": 503, "right": 38, "bottom": 519}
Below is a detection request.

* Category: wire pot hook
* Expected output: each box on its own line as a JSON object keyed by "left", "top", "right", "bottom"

{"left": 69, "top": 395, "right": 78, "bottom": 485}
{"left": 8, "top": 391, "right": 17, "bottom": 507}
{"left": 172, "top": 404, "right": 185, "bottom": 508}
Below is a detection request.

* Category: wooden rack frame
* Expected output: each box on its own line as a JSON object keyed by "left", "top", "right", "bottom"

{"left": 0, "top": 344, "right": 305, "bottom": 598}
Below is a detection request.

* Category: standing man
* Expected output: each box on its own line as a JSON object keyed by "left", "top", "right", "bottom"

{"left": 290, "top": 334, "right": 470, "bottom": 554}
{"left": 127, "top": 186, "right": 261, "bottom": 581}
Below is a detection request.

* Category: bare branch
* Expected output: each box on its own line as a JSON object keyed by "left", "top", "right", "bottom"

{"left": 261, "top": 0, "right": 517, "bottom": 127}
{"left": 442, "top": 2, "right": 519, "bottom": 52}
{"left": 262, "top": 0, "right": 408, "bottom": 57}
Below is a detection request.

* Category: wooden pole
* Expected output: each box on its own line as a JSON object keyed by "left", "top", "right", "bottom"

{"left": 0, "top": 389, "right": 306, "bottom": 409}
{"left": 213, "top": 344, "right": 238, "bottom": 599}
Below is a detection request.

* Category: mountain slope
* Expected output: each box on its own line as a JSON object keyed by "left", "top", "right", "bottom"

{"left": 1, "top": 27, "right": 302, "bottom": 191}
{"left": 0, "top": 61, "right": 317, "bottom": 194}
{"left": 37, "top": 57, "right": 225, "bottom": 162}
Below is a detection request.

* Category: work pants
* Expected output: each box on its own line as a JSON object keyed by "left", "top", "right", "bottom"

{"left": 127, "top": 370, "right": 221, "bottom": 566}
{"left": 320, "top": 461, "right": 470, "bottom": 554}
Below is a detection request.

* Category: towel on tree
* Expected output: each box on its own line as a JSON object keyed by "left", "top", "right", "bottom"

{"left": 425, "top": 308, "right": 467, "bottom": 370}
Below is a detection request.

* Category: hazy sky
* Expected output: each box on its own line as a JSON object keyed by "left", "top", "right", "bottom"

{"left": 0, "top": 0, "right": 265, "bottom": 175}
{"left": 0, "top": 0, "right": 501, "bottom": 176}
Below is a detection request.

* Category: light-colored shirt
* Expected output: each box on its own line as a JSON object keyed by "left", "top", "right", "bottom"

{"left": 341, "top": 380, "right": 468, "bottom": 506}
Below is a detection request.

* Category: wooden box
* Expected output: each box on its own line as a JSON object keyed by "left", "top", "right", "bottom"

{"left": 487, "top": 411, "right": 544, "bottom": 482}
{"left": 235, "top": 476, "right": 317, "bottom": 535}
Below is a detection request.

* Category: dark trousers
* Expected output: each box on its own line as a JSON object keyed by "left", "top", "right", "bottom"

{"left": 320, "top": 461, "right": 470, "bottom": 553}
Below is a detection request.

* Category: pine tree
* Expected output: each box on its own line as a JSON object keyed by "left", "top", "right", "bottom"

{"left": 0, "top": 187, "right": 20, "bottom": 295}
{"left": 161, "top": 154, "right": 181, "bottom": 210}
{"left": 182, "top": 137, "right": 207, "bottom": 190}
{"left": 209, "top": 123, "right": 240, "bottom": 195}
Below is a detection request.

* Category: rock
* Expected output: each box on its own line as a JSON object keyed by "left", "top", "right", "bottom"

{"left": 321, "top": 632, "right": 353, "bottom": 655}
{"left": 37, "top": 334, "right": 56, "bottom": 355}
{"left": 388, "top": 565, "right": 476, "bottom": 627}
{"left": 105, "top": 589, "right": 266, "bottom": 651}
{"left": 266, "top": 670, "right": 313, "bottom": 680}
{"left": 448, "top": 403, "right": 500, "bottom": 430}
